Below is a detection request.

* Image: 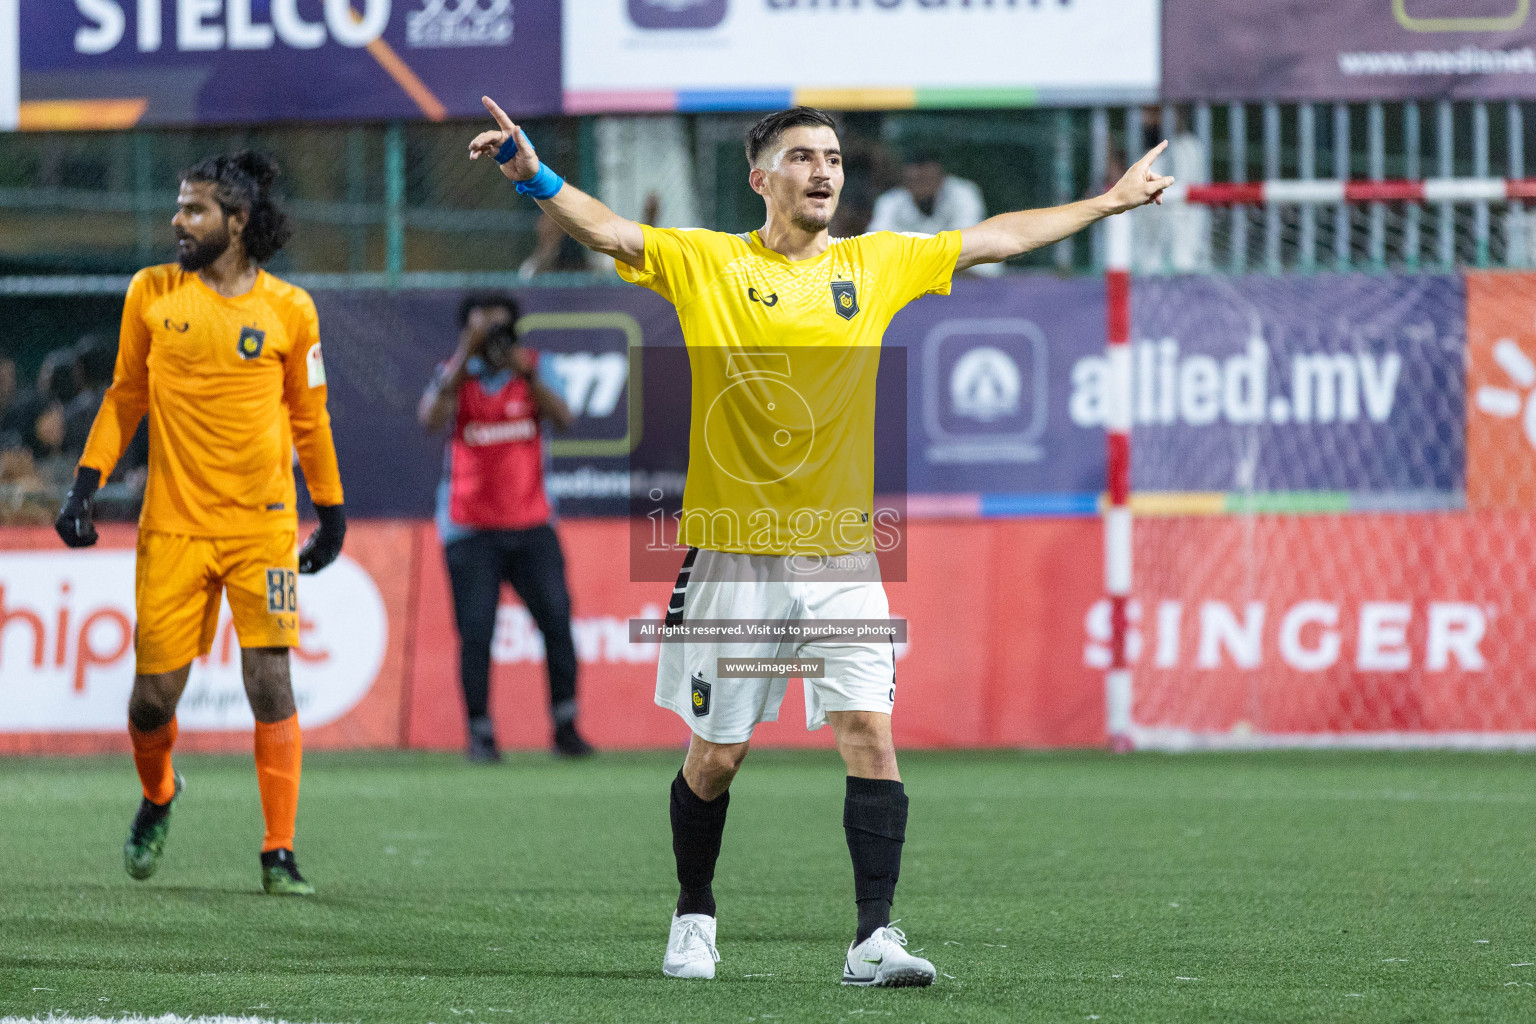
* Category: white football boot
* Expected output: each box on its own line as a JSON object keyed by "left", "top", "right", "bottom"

{"left": 842, "top": 924, "right": 936, "bottom": 987}
{"left": 663, "top": 913, "right": 720, "bottom": 979}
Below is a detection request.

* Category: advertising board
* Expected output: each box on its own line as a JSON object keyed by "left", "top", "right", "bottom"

{"left": 11, "top": 0, "right": 560, "bottom": 129}
{"left": 1165, "top": 0, "right": 1536, "bottom": 100}
{"left": 565, "top": 0, "right": 1159, "bottom": 112}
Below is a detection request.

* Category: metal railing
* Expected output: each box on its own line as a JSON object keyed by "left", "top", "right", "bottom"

{"left": 1, "top": 101, "right": 1533, "bottom": 291}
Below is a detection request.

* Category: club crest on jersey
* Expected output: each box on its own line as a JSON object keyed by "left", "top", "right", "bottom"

{"left": 690, "top": 672, "right": 711, "bottom": 717}
{"left": 831, "top": 281, "right": 859, "bottom": 320}
{"left": 237, "top": 326, "right": 266, "bottom": 360}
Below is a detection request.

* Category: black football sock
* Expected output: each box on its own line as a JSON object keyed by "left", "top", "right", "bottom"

{"left": 671, "top": 769, "right": 729, "bottom": 918}
{"left": 844, "top": 775, "right": 908, "bottom": 944}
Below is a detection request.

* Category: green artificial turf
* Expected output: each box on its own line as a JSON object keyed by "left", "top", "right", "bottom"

{"left": 1, "top": 749, "right": 1533, "bottom": 1023}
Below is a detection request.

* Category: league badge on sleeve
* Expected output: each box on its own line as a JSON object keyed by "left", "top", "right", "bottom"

{"left": 237, "top": 326, "right": 266, "bottom": 360}
{"left": 306, "top": 343, "right": 327, "bottom": 388}
{"left": 831, "top": 280, "right": 859, "bottom": 321}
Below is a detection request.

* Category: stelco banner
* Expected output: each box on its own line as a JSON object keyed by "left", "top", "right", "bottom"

{"left": 11, "top": 0, "right": 561, "bottom": 130}
{"left": 1164, "top": 0, "right": 1536, "bottom": 100}
{"left": 564, "top": 0, "right": 1159, "bottom": 112}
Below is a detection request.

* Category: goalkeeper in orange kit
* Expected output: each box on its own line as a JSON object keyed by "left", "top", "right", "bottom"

{"left": 55, "top": 152, "right": 346, "bottom": 896}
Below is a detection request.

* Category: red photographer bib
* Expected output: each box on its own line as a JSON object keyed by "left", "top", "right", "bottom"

{"left": 448, "top": 372, "right": 550, "bottom": 530}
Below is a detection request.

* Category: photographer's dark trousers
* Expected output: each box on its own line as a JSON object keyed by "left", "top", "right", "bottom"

{"left": 444, "top": 524, "right": 578, "bottom": 729}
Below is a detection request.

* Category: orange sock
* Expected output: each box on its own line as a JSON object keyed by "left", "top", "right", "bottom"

{"left": 129, "top": 717, "right": 178, "bottom": 804}
{"left": 254, "top": 714, "right": 303, "bottom": 853}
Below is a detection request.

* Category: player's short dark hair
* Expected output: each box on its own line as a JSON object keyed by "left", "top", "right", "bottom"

{"left": 457, "top": 292, "right": 521, "bottom": 330}
{"left": 745, "top": 107, "right": 838, "bottom": 166}
{"left": 181, "top": 151, "right": 292, "bottom": 264}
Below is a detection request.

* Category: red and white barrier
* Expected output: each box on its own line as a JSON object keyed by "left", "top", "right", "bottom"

{"left": 1103, "top": 214, "right": 1134, "bottom": 751}
{"left": 1164, "top": 178, "right": 1536, "bottom": 206}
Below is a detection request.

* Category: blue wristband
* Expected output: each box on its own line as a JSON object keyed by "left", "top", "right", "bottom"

{"left": 513, "top": 163, "right": 565, "bottom": 200}
{"left": 493, "top": 135, "right": 521, "bottom": 164}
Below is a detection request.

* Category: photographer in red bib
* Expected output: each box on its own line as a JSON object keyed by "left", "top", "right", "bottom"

{"left": 419, "top": 293, "right": 594, "bottom": 761}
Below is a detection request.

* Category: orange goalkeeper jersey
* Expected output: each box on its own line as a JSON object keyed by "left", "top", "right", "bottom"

{"left": 80, "top": 264, "right": 344, "bottom": 537}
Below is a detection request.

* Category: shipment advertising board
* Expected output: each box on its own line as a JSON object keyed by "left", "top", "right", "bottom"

{"left": 564, "top": 0, "right": 1159, "bottom": 112}
{"left": 1164, "top": 0, "right": 1536, "bottom": 100}
{"left": 0, "top": 522, "right": 414, "bottom": 755}
{"left": 9, "top": 0, "right": 561, "bottom": 130}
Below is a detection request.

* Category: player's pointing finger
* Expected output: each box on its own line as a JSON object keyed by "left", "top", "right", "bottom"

{"left": 1136, "top": 140, "right": 1169, "bottom": 171}
{"left": 482, "top": 95, "right": 515, "bottom": 131}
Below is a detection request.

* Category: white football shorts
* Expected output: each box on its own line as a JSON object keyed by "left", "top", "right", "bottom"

{"left": 655, "top": 548, "right": 897, "bottom": 744}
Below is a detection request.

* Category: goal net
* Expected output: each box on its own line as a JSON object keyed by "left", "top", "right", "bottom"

{"left": 1116, "top": 230, "right": 1536, "bottom": 748}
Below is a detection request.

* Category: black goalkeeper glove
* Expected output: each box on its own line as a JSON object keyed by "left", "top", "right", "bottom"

{"left": 55, "top": 467, "right": 101, "bottom": 549}
{"left": 298, "top": 503, "right": 346, "bottom": 574}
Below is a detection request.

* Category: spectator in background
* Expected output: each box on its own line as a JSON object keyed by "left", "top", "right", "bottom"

{"left": 0, "top": 348, "right": 33, "bottom": 440}
{"left": 0, "top": 438, "right": 56, "bottom": 525}
{"left": 8, "top": 389, "right": 72, "bottom": 492}
{"left": 0, "top": 351, "right": 17, "bottom": 431}
{"left": 869, "top": 151, "right": 1002, "bottom": 276}
{"left": 519, "top": 213, "right": 593, "bottom": 280}
{"left": 0, "top": 346, "right": 73, "bottom": 525}
{"left": 61, "top": 333, "right": 148, "bottom": 516}
{"left": 524, "top": 195, "right": 663, "bottom": 279}
{"left": 1134, "top": 106, "right": 1210, "bottom": 273}
{"left": 37, "top": 346, "right": 83, "bottom": 409}
{"left": 418, "top": 292, "right": 595, "bottom": 762}
{"left": 829, "top": 136, "right": 898, "bottom": 239}
{"left": 65, "top": 333, "right": 117, "bottom": 454}
{"left": 830, "top": 189, "right": 874, "bottom": 239}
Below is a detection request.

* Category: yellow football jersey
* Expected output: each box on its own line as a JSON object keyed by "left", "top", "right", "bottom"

{"left": 80, "top": 264, "right": 343, "bottom": 537}
{"left": 618, "top": 226, "right": 961, "bottom": 556}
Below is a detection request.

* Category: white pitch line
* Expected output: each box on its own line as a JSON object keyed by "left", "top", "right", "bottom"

{"left": 3, "top": 1017, "right": 348, "bottom": 1024}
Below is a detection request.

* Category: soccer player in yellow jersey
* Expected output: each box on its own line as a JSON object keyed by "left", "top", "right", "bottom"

{"left": 470, "top": 100, "right": 1172, "bottom": 985}
{"left": 54, "top": 152, "right": 346, "bottom": 896}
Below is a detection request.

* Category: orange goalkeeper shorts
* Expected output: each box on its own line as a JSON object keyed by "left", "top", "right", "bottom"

{"left": 134, "top": 529, "right": 300, "bottom": 675}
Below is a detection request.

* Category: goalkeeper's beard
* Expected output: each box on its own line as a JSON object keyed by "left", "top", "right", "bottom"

{"left": 791, "top": 206, "right": 834, "bottom": 234}
{"left": 176, "top": 225, "right": 232, "bottom": 273}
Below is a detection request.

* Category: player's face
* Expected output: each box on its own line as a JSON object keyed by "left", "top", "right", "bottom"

{"left": 756, "top": 126, "right": 843, "bottom": 233}
{"left": 172, "top": 181, "right": 233, "bottom": 272}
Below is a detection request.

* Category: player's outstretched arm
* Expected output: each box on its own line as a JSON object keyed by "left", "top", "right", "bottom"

{"left": 469, "top": 96, "right": 647, "bottom": 270}
{"left": 956, "top": 141, "right": 1175, "bottom": 272}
